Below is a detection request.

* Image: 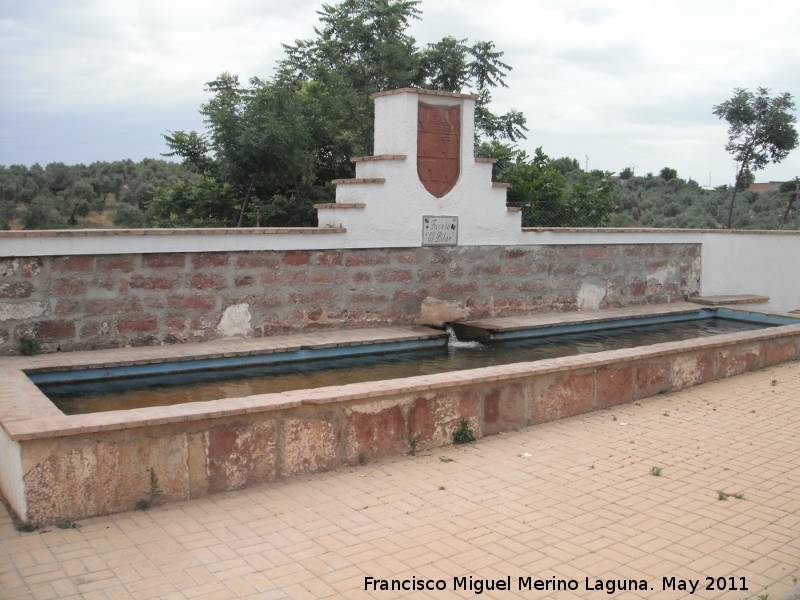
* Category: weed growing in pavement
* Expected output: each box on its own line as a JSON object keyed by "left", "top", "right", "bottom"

{"left": 55, "top": 519, "right": 80, "bottom": 531}
{"left": 452, "top": 419, "right": 475, "bottom": 444}
{"left": 358, "top": 453, "right": 368, "bottom": 466}
{"left": 408, "top": 432, "right": 421, "bottom": 456}
{"left": 771, "top": 379, "right": 778, "bottom": 386}
{"left": 650, "top": 467, "right": 662, "bottom": 477}
{"left": 718, "top": 490, "right": 745, "bottom": 501}
{"left": 135, "top": 468, "right": 163, "bottom": 511}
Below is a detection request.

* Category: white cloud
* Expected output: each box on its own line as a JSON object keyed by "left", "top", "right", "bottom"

{"left": 1, "top": 0, "right": 799, "bottom": 182}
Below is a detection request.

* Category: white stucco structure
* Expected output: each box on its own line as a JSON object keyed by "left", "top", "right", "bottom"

{"left": 316, "top": 88, "right": 522, "bottom": 246}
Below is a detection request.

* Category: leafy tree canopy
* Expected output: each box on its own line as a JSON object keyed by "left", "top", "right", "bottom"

{"left": 713, "top": 87, "right": 798, "bottom": 228}
{"left": 659, "top": 167, "right": 677, "bottom": 181}
{"left": 618, "top": 167, "right": 634, "bottom": 180}
{"left": 499, "top": 148, "right": 618, "bottom": 227}
{"left": 160, "top": 0, "right": 528, "bottom": 227}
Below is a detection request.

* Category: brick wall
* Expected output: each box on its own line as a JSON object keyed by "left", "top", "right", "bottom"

{"left": 0, "top": 243, "right": 700, "bottom": 354}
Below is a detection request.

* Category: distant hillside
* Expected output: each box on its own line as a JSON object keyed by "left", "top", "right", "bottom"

{"left": 610, "top": 176, "right": 796, "bottom": 230}
{"left": 1, "top": 159, "right": 796, "bottom": 230}
{"left": 550, "top": 159, "right": 797, "bottom": 230}
{"left": 0, "top": 159, "right": 193, "bottom": 230}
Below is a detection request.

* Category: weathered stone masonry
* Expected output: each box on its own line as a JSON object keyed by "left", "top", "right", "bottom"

{"left": 0, "top": 243, "right": 700, "bottom": 354}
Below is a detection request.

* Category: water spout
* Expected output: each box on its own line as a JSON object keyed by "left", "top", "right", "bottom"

{"left": 445, "top": 324, "right": 483, "bottom": 350}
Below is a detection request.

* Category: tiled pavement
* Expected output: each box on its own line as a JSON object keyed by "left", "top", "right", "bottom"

{"left": 2, "top": 362, "right": 800, "bottom": 599}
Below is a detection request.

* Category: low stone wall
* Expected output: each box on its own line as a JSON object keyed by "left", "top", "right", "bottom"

{"left": 12, "top": 323, "right": 799, "bottom": 525}
{"left": 0, "top": 243, "right": 699, "bottom": 354}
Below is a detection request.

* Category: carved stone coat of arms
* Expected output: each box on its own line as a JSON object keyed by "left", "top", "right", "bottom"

{"left": 417, "top": 103, "right": 460, "bottom": 198}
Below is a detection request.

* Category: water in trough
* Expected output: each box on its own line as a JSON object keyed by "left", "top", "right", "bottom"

{"left": 41, "top": 317, "right": 769, "bottom": 415}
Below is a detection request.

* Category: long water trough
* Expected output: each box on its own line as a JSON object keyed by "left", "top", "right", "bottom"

{"left": 1, "top": 302, "right": 800, "bottom": 525}
{"left": 36, "top": 306, "right": 792, "bottom": 415}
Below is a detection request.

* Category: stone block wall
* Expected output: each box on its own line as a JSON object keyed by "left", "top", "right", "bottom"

{"left": 0, "top": 243, "right": 700, "bottom": 354}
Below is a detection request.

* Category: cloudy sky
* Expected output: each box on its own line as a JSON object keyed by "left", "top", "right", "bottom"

{"left": 2, "top": 0, "right": 799, "bottom": 185}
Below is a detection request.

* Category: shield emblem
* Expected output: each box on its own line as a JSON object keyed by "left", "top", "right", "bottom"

{"left": 417, "top": 102, "right": 460, "bottom": 198}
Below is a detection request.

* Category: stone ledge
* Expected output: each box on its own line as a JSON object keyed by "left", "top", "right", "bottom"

{"left": 330, "top": 178, "right": 386, "bottom": 185}
{"left": 350, "top": 155, "right": 407, "bottom": 162}
{"left": 521, "top": 227, "right": 800, "bottom": 235}
{"left": 8, "top": 326, "right": 447, "bottom": 374}
{"left": 506, "top": 206, "right": 522, "bottom": 212}
{"left": 313, "top": 203, "right": 366, "bottom": 209}
{"left": 492, "top": 182, "right": 511, "bottom": 188}
{"left": 475, "top": 157, "right": 497, "bottom": 163}
{"left": 687, "top": 295, "right": 769, "bottom": 306}
{"left": 372, "top": 87, "right": 478, "bottom": 100}
{"left": 0, "top": 227, "right": 346, "bottom": 238}
{"left": 457, "top": 303, "right": 706, "bottom": 334}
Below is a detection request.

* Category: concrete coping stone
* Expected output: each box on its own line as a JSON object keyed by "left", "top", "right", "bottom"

{"left": 3, "top": 320, "right": 800, "bottom": 441}
{"left": 2, "top": 226, "right": 797, "bottom": 238}
{"left": 521, "top": 227, "right": 800, "bottom": 235}
{"left": 9, "top": 325, "right": 447, "bottom": 374}
{"left": 492, "top": 182, "right": 511, "bottom": 188}
{"left": 687, "top": 295, "right": 769, "bottom": 305}
{"left": 456, "top": 302, "right": 706, "bottom": 333}
{"left": 372, "top": 87, "right": 478, "bottom": 100}
{"left": 0, "top": 227, "right": 346, "bottom": 238}
{"left": 506, "top": 206, "right": 522, "bottom": 212}
{"left": 350, "top": 155, "right": 407, "bottom": 162}
{"left": 330, "top": 178, "right": 386, "bottom": 185}
{"left": 475, "top": 157, "right": 497, "bottom": 163}
{"left": 313, "top": 203, "right": 366, "bottom": 209}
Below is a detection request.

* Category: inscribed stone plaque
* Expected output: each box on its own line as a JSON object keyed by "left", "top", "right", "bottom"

{"left": 422, "top": 216, "right": 458, "bottom": 246}
{"left": 417, "top": 103, "right": 460, "bottom": 198}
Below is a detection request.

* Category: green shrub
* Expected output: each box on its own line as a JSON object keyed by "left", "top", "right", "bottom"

{"left": 453, "top": 419, "right": 475, "bottom": 444}
{"left": 113, "top": 202, "right": 149, "bottom": 228}
{"left": 19, "top": 335, "right": 40, "bottom": 356}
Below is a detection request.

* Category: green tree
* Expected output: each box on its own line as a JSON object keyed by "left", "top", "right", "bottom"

{"left": 113, "top": 203, "right": 148, "bottom": 228}
{"left": 150, "top": 177, "right": 243, "bottom": 228}
{"left": 499, "top": 148, "right": 617, "bottom": 227}
{"left": 162, "top": 0, "right": 527, "bottom": 227}
{"left": 659, "top": 167, "right": 677, "bottom": 181}
{"left": 165, "top": 76, "right": 314, "bottom": 227}
{"left": 713, "top": 87, "right": 798, "bottom": 228}
{"left": 502, "top": 148, "right": 567, "bottom": 226}
{"left": 778, "top": 177, "right": 799, "bottom": 229}
{"left": 569, "top": 171, "right": 617, "bottom": 226}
